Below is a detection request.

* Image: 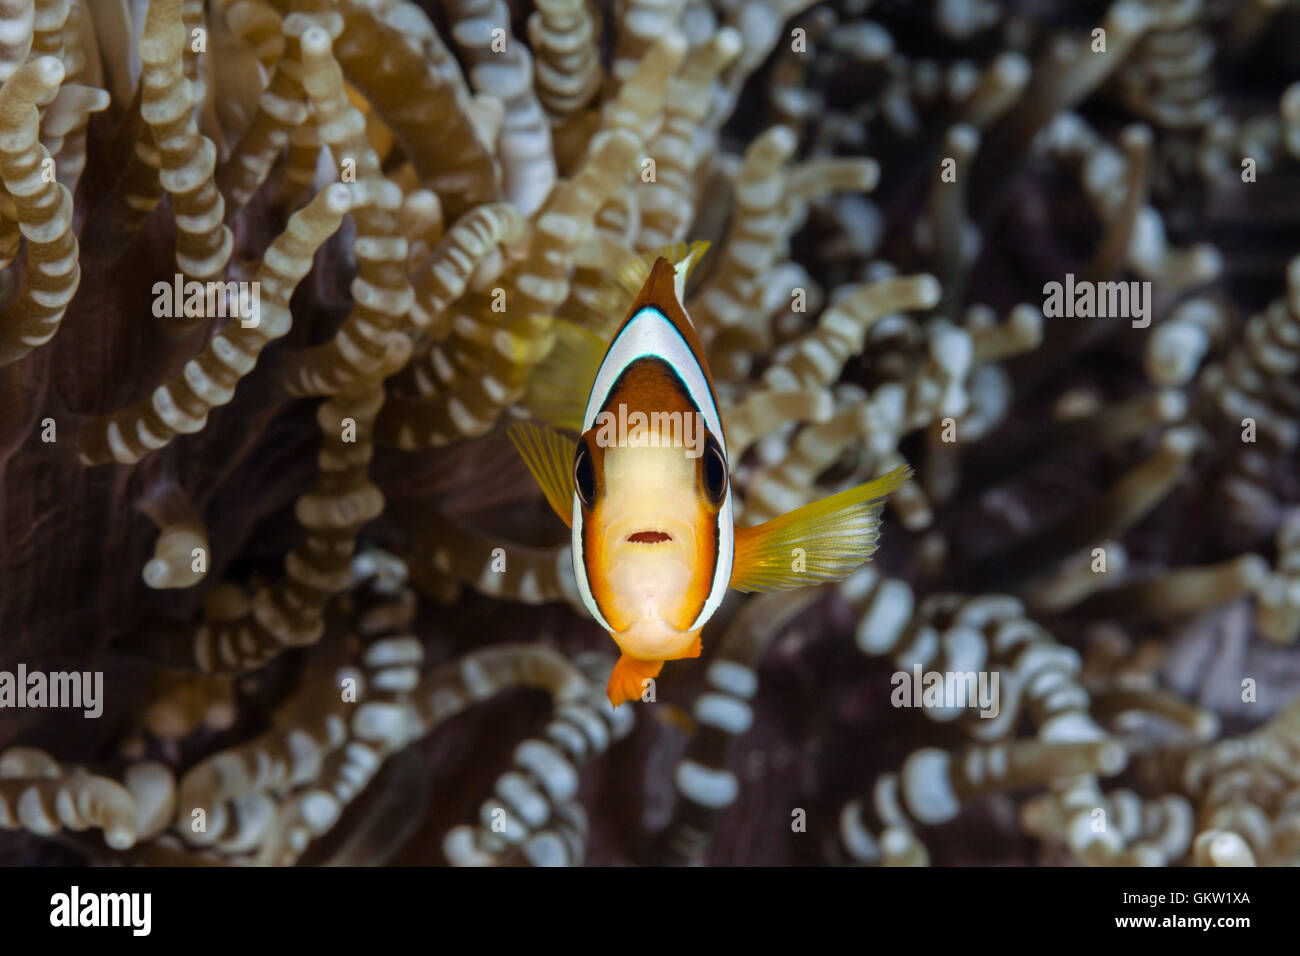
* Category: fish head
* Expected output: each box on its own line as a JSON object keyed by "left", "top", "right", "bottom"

{"left": 571, "top": 399, "right": 730, "bottom": 659}
{"left": 570, "top": 254, "right": 734, "bottom": 662}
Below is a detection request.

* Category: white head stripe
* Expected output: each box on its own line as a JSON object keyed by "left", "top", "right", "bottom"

{"left": 582, "top": 308, "right": 726, "bottom": 446}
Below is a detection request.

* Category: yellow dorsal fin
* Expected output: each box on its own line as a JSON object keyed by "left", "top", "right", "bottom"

{"left": 507, "top": 422, "right": 577, "bottom": 528}
{"left": 608, "top": 240, "right": 710, "bottom": 308}
{"left": 729, "top": 465, "right": 913, "bottom": 592}
{"left": 524, "top": 241, "right": 713, "bottom": 430}
{"left": 673, "top": 241, "right": 709, "bottom": 302}
{"left": 582, "top": 240, "right": 712, "bottom": 336}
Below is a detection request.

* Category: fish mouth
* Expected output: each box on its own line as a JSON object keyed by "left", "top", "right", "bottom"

{"left": 627, "top": 530, "right": 672, "bottom": 544}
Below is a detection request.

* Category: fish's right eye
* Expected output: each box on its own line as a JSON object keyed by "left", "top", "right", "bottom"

{"left": 701, "top": 433, "right": 728, "bottom": 506}
{"left": 574, "top": 443, "right": 596, "bottom": 509}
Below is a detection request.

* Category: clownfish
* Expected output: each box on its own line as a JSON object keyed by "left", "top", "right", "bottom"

{"left": 509, "top": 243, "right": 910, "bottom": 707}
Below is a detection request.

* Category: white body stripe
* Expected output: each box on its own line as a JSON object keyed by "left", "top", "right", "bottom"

{"left": 571, "top": 498, "right": 614, "bottom": 631}
{"left": 572, "top": 307, "right": 735, "bottom": 634}
{"left": 696, "top": 483, "right": 734, "bottom": 630}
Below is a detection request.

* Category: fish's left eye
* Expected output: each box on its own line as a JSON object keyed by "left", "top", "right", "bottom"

{"left": 701, "top": 433, "right": 727, "bottom": 505}
{"left": 574, "top": 442, "right": 597, "bottom": 509}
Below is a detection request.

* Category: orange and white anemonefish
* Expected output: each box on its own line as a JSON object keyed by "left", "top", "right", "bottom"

{"left": 510, "top": 243, "right": 911, "bottom": 707}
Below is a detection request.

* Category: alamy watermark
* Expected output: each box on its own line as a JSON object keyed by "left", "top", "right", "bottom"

{"left": 890, "top": 664, "right": 1000, "bottom": 719}
{"left": 0, "top": 664, "right": 103, "bottom": 718}
{"left": 591, "top": 404, "right": 707, "bottom": 458}
{"left": 153, "top": 274, "right": 261, "bottom": 327}
{"left": 50, "top": 886, "right": 150, "bottom": 936}
{"left": 1042, "top": 273, "right": 1151, "bottom": 328}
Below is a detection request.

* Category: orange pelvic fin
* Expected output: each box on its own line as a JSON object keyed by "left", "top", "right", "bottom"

{"left": 606, "top": 654, "right": 664, "bottom": 707}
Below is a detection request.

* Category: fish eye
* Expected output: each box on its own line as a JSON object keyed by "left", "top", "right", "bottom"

{"left": 574, "top": 442, "right": 596, "bottom": 509}
{"left": 702, "top": 433, "right": 727, "bottom": 505}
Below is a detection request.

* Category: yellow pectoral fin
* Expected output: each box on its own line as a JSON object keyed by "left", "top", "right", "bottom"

{"left": 607, "top": 654, "right": 665, "bottom": 707}
{"left": 522, "top": 319, "right": 609, "bottom": 433}
{"left": 506, "top": 421, "right": 576, "bottom": 528}
{"left": 729, "top": 465, "right": 913, "bottom": 592}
